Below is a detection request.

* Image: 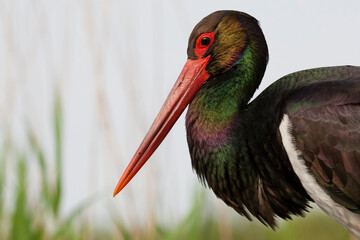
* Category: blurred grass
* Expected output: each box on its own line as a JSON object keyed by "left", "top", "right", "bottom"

{"left": 0, "top": 94, "right": 355, "bottom": 240}
{"left": 0, "top": 93, "right": 90, "bottom": 240}
{"left": 112, "top": 191, "right": 353, "bottom": 240}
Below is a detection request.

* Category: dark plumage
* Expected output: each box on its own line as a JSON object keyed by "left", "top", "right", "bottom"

{"left": 114, "top": 10, "right": 360, "bottom": 237}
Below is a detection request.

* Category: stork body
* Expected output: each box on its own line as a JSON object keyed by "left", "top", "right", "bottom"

{"left": 114, "top": 11, "right": 360, "bottom": 237}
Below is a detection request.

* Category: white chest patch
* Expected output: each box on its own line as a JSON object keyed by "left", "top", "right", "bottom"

{"left": 279, "top": 114, "right": 360, "bottom": 238}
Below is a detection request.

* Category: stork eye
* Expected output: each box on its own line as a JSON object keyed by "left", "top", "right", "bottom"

{"left": 201, "top": 37, "right": 211, "bottom": 46}
{"left": 195, "top": 31, "right": 215, "bottom": 58}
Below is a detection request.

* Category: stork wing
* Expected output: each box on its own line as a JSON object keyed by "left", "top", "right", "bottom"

{"left": 285, "top": 76, "right": 360, "bottom": 213}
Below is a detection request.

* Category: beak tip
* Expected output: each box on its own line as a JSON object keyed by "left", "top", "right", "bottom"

{"left": 113, "top": 188, "right": 120, "bottom": 197}
{"left": 113, "top": 185, "right": 121, "bottom": 197}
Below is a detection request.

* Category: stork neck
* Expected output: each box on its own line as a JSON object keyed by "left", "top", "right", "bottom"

{"left": 187, "top": 43, "right": 267, "bottom": 132}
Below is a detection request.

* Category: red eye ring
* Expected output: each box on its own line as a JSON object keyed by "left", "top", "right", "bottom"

{"left": 195, "top": 31, "right": 215, "bottom": 58}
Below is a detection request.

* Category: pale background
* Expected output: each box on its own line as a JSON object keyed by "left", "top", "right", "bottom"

{"left": 1, "top": 0, "right": 359, "bottom": 232}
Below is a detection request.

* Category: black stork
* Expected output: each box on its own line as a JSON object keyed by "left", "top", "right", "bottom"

{"left": 114, "top": 10, "right": 360, "bottom": 237}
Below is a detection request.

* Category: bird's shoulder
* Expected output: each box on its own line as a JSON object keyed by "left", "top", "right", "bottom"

{"left": 248, "top": 66, "right": 360, "bottom": 122}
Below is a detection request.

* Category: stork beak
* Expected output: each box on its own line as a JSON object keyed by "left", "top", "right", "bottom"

{"left": 113, "top": 56, "right": 211, "bottom": 197}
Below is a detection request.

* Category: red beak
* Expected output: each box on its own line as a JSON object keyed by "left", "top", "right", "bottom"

{"left": 113, "top": 56, "right": 211, "bottom": 197}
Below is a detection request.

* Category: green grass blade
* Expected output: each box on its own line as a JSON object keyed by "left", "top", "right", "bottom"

{"left": 28, "top": 131, "right": 50, "bottom": 209}
{"left": 52, "top": 92, "right": 63, "bottom": 216}
{"left": 9, "top": 154, "right": 32, "bottom": 240}
{"left": 0, "top": 138, "right": 10, "bottom": 238}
